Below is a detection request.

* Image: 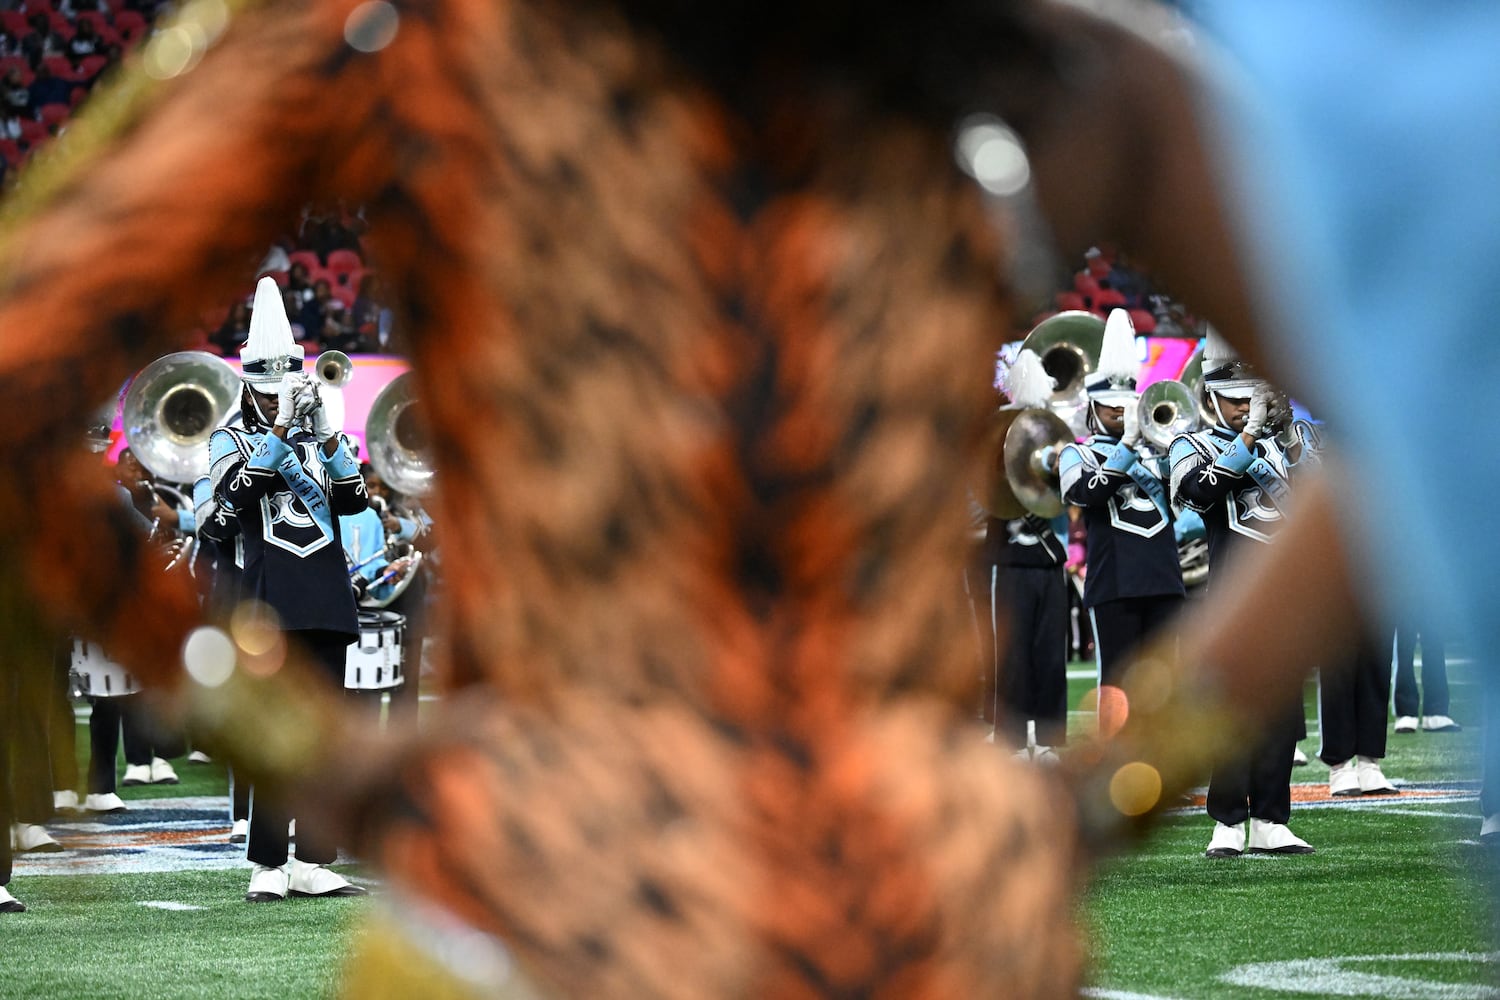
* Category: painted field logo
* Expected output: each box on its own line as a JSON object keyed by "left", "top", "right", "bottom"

{"left": 1220, "top": 952, "right": 1500, "bottom": 998}
{"left": 14, "top": 796, "right": 244, "bottom": 877}
{"left": 1171, "top": 780, "right": 1480, "bottom": 814}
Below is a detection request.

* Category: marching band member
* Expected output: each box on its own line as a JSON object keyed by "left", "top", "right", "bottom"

{"left": 208, "top": 276, "right": 369, "bottom": 903}
{"left": 360, "top": 464, "right": 430, "bottom": 720}
{"left": 1059, "top": 310, "right": 1185, "bottom": 689}
{"left": 1170, "top": 329, "right": 1315, "bottom": 858}
{"left": 1, "top": 666, "right": 24, "bottom": 912}
{"left": 988, "top": 350, "right": 1071, "bottom": 760}
{"left": 194, "top": 459, "right": 253, "bottom": 842}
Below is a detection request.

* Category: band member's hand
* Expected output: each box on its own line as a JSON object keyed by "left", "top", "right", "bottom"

{"left": 1121, "top": 403, "right": 1141, "bottom": 446}
{"left": 1244, "top": 386, "right": 1270, "bottom": 438}
{"left": 381, "top": 515, "right": 401, "bottom": 533}
{"left": 150, "top": 499, "right": 178, "bottom": 528}
{"left": 274, "top": 377, "right": 301, "bottom": 427}
{"left": 308, "top": 391, "right": 337, "bottom": 441}
{"left": 293, "top": 380, "right": 322, "bottom": 421}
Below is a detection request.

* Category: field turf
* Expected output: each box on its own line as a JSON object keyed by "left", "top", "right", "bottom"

{"left": 1, "top": 665, "right": 1495, "bottom": 999}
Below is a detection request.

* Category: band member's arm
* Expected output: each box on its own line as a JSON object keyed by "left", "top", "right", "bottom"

{"left": 210, "top": 428, "right": 290, "bottom": 512}
{"left": 1168, "top": 435, "right": 1251, "bottom": 511}
{"left": 193, "top": 473, "right": 239, "bottom": 543}
{"left": 1058, "top": 441, "right": 1135, "bottom": 508}
{"left": 320, "top": 439, "right": 369, "bottom": 517}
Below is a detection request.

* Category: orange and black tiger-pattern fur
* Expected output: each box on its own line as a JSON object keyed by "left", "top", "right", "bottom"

{"left": 0, "top": 0, "right": 1083, "bottom": 994}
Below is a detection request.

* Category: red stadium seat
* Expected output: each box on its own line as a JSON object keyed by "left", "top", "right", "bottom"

{"left": 1093, "top": 288, "right": 1127, "bottom": 310}
{"left": 78, "top": 54, "right": 108, "bottom": 78}
{"left": 330, "top": 284, "right": 357, "bottom": 309}
{"left": 0, "top": 11, "right": 29, "bottom": 36}
{"left": 69, "top": 85, "right": 88, "bottom": 105}
{"left": 42, "top": 55, "right": 80, "bottom": 81}
{"left": 325, "top": 248, "right": 363, "bottom": 271}
{"left": 0, "top": 138, "right": 24, "bottom": 166}
{"left": 36, "top": 102, "right": 70, "bottom": 126}
{"left": 258, "top": 268, "right": 288, "bottom": 287}
{"left": 0, "top": 55, "right": 33, "bottom": 86}
{"left": 287, "top": 249, "right": 322, "bottom": 272}
{"left": 1054, "top": 291, "right": 1087, "bottom": 312}
{"left": 1127, "top": 308, "right": 1157, "bottom": 334}
{"left": 111, "top": 9, "right": 146, "bottom": 41}
{"left": 17, "top": 119, "right": 48, "bottom": 146}
{"left": 1073, "top": 272, "right": 1101, "bottom": 297}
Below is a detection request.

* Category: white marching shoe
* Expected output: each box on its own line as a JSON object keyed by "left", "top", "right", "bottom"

{"left": 149, "top": 758, "right": 179, "bottom": 784}
{"left": 11, "top": 824, "right": 62, "bottom": 853}
{"left": 1356, "top": 756, "right": 1399, "bottom": 794}
{"left": 84, "top": 793, "right": 127, "bottom": 813}
{"left": 1327, "top": 759, "right": 1361, "bottom": 797}
{"left": 1292, "top": 747, "right": 1308, "bottom": 766}
{"left": 121, "top": 764, "right": 152, "bottom": 786}
{"left": 1393, "top": 715, "right": 1419, "bottom": 734}
{"left": 53, "top": 790, "right": 80, "bottom": 812}
{"left": 1248, "top": 818, "right": 1314, "bottom": 854}
{"left": 0, "top": 886, "right": 24, "bottom": 913}
{"left": 1481, "top": 815, "right": 1500, "bottom": 845}
{"left": 245, "top": 864, "right": 289, "bottom": 903}
{"left": 1204, "top": 822, "right": 1245, "bottom": 858}
{"left": 229, "top": 819, "right": 249, "bottom": 844}
{"left": 288, "top": 859, "right": 367, "bottom": 898}
{"left": 187, "top": 750, "right": 212, "bottom": 764}
{"left": 1422, "top": 715, "right": 1462, "bottom": 733}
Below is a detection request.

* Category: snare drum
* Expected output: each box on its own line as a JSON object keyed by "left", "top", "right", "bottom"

{"left": 344, "top": 610, "right": 406, "bottom": 691}
{"left": 70, "top": 639, "right": 142, "bottom": 698}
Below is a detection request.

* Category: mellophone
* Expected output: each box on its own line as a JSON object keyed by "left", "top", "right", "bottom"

{"left": 344, "top": 609, "right": 406, "bottom": 691}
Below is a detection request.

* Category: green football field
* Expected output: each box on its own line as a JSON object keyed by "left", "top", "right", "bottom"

{"left": 2, "top": 664, "right": 1496, "bottom": 999}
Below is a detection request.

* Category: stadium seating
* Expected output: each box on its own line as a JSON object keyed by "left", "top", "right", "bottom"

{"left": 37, "top": 102, "right": 71, "bottom": 127}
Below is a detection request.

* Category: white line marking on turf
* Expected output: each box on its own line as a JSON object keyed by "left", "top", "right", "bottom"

{"left": 139, "top": 901, "right": 205, "bottom": 911}
{"left": 1221, "top": 952, "right": 1500, "bottom": 998}
{"left": 1081, "top": 989, "right": 1181, "bottom": 1000}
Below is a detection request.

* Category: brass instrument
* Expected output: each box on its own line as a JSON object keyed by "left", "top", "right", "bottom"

{"left": 314, "top": 350, "right": 353, "bottom": 389}
{"left": 1137, "top": 379, "right": 1199, "bottom": 451}
{"left": 121, "top": 351, "right": 240, "bottom": 485}
{"left": 980, "top": 407, "right": 1074, "bottom": 519}
{"left": 1019, "top": 311, "right": 1104, "bottom": 409}
{"left": 366, "top": 372, "right": 433, "bottom": 498}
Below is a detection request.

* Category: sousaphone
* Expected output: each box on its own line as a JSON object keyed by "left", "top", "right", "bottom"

{"left": 980, "top": 407, "right": 1074, "bottom": 519}
{"left": 122, "top": 351, "right": 241, "bottom": 484}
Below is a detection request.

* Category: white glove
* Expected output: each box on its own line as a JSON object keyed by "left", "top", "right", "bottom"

{"left": 273, "top": 375, "right": 302, "bottom": 428}
{"left": 1243, "top": 386, "right": 1270, "bottom": 438}
{"left": 293, "top": 378, "right": 321, "bottom": 421}
{"left": 1120, "top": 402, "right": 1141, "bottom": 446}
{"left": 308, "top": 390, "right": 337, "bottom": 442}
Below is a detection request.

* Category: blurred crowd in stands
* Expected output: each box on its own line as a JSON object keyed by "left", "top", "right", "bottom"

{"left": 1031, "top": 245, "right": 1201, "bottom": 339}
{"left": 0, "top": 0, "right": 158, "bottom": 177}
{"left": 196, "top": 204, "right": 398, "bottom": 359}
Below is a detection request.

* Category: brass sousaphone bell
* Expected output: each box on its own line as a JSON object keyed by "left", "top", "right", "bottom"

{"left": 366, "top": 372, "right": 434, "bottom": 498}
{"left": 1019, "top": 311, "right": 1104, "bottom": 410}
{"left": 121, "top": 351, "right": 242, "bottom": 483}
{"left": 1137, "top": 379, "right": 1200, "bottom": 451}
{"left": 981, "top": 407, "right": 1074, "bottom": 519}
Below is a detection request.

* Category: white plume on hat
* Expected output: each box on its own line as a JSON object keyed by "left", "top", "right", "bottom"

{"left": 1200, "top": 323, "right": 1260, "bottom": 400}
{"left": 1084, "top": 308, "right": 1139, "bottom": 406}
{"left": 1201, "top": 323, "right": 1239, "bottom": 369}
{"left": 240, "top": 276, "right": 305, "bottom": 390}
{"left": 1003, "top": 349, "right": 1054, "bottom": 409}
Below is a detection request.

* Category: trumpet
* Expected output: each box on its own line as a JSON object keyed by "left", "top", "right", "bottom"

{"left": 314, "top": 350, "right": 353, "bottom": 389}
